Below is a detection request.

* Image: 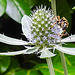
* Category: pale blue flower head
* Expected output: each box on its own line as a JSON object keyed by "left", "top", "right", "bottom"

{"left": 21, "top": 5, "right": 63, "bottom": 49}
{"left": 0, "top": 5, "right": 75, "bottom": 58}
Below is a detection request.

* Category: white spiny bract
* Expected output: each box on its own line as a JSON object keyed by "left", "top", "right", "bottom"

{"left": 28, "top": 6, "right": 61, "bottom": 49}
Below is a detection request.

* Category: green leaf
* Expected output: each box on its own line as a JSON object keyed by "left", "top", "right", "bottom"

{"left": 0, "top": 0, "right": 7, "bottom": 16}
{"left": 6, "top": 0, "right": 31, "bottom": 23}
{"left": 15, "top": 70, "right": 27, "bottom": 75}
{"left": 65, "top": 55, "right": 75, "bottom": 67}
{"left": 72, "top": 6, "right": 75, "bottom": 9}
{"left": 7, "top": 57, "right": 20, "bottom": 71}
{"left": 54, "top": 63, "right": 75, "bottom": 75}
{"left": 0, "top": 56, "right": 10, "bottom": 73}
{"left": 34, "top": 63, "right": 75, "bottom": 75}
{"left": 57, "top": 0, "right": 71, "bottom": 33}
{"left": 29, "top": 70, "right": 42, "bottom": 75}
{"left": 5, "top": 69, "right": 42, "bottom": 75}
{"left": 34, "top": 64, "right": 50, "bottom": 75}
{"left": 24, "top": 0, "right": 36, "bottom": 8}
{"left": 67, "top": 0, "right": 75, "bottom": 9}
{"left": 4, "top": 57, "right": 20, "bottom": 75}
{"left": 4, "top": 57, "right": 42, "bottom": 75}
{"left": 5, "top": 63, "right": 42, "bottom": 75}
{"left": 49, "top": 0, "right": 51, "bottom": 2}
{"left": 36, "top": 0, "right": 50, "bottom": 6}
{"left": 15, "top": 69, "right": 42, "bottom": 75}
{"left": 62, "top": 42, "right": 75, "bottom": 48}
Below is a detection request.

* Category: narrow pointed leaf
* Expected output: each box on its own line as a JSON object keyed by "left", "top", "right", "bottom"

{"left": 55, "top": 45, "right": 75, "bottom": 55}
{"left": 21, "top": 15, "right": 32, "bottom": 41}
{"left": 0, "top": 34, "right": 28, "bottom": 45}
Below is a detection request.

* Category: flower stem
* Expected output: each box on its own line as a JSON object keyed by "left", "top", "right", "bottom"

{"left": 51, "top": 0, "right": 57, "bottom": 16}
{"left": 51, "top": 0, "right": 68, "bottom": 75}
{"left": 46, "top": 58, "right": 55, "bottom": 75}
{"left": 59, "top": 52, "right": 68, "bottom": 75}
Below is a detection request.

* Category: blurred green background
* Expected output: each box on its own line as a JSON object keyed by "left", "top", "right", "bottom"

{"left": 0, "top": 0, "right": 75, "bottom": 75}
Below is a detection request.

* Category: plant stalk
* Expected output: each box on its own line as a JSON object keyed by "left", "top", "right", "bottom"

{"left": 46, "top": 58, "right": 55, "bottom": 75}
{"left": 51, "top": 0, "right": 68, "bottom": 75}
{"left": 51, "top": 0, "right": 57, "bottom": 16}
{"left": 60, "top": 52, "right": 68, "bottom": 75}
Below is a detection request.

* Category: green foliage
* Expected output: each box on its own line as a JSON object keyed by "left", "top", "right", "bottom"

{"left": 4, "top": 57, "right": 20, "bottom": 75}
{"left": 33, "top": 53, "right": 75, "bottom": 75}
{"left": 0, "top": 54, "right": 74, "bottom": 75}
{"left": 0, "top": 56, "right": 10, "bottom": 73}
{"left": 24, "top": 0, "right": 36, "bottom": 8}
{"left": 49, "top": 0, "right": 51, "bottom": 2}
{"left": 6, "top": 0, "right": 31, "bottom": 23}
{"left": 35, "top": 0, "right": 50, "bottom": 6}
{"left": 72, "top": 6, "right": 75, "bottom": 10}
{"left": 0, "top": 0, "right": 7, "bottom": 16}
{"left": 15, "top": 70, "right": 28, "bottom": 75}
{"left": 0, "top": 0, "right": 75, "bottom": 75}
{"left": 15, "top": 69, "right": 42, "bottom": 75}
{"left": 67, "top": 0, "right": 75, "bottom": 9}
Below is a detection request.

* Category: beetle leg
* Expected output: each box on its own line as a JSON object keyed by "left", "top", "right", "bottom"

{"left": 50, "top": 22, "right": 57, "bottom": 29}
{"left": 57, "top": 16, "right": 60, "bottom": 20}
{"left": 53, "top": 16, "right": 60, "bottom": 21}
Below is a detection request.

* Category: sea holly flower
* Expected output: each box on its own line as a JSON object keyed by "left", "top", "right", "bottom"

{"left": 0, "top": 6, "right": 75, "bottom": 58}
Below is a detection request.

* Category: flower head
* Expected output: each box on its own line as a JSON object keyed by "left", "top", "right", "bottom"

{"left": 0, "top": 5, "right": 75, "bottom": 58}
{"left": 22, "top": 6, "right": 63, "bottom": 49}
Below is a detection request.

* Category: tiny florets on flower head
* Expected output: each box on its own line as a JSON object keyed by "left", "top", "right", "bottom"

{"left": 28, "top": 5, "right": 63, "bottom": 49}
